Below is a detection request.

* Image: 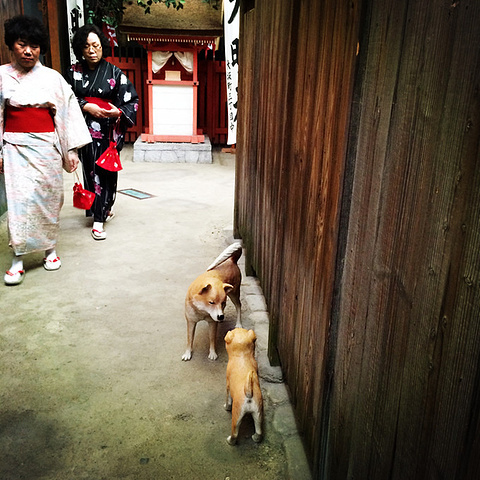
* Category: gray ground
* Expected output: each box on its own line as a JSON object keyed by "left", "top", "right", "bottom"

{"left": 0, "top": 147, "right": 311, "bottom": 480}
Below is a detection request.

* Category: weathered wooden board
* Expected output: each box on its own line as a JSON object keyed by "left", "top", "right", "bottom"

{"left": 236, "top": 0, "right": 480, "bottom": 478}
{"left": 0, "top": 0, "right": 22, "bottom": 66}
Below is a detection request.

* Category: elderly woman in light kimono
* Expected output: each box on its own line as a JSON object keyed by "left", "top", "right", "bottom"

{"left": 0, "top": 15, "right": 91, "bottom": 286}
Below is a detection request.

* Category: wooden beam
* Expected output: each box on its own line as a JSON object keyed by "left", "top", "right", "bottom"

{"left": 45, "top": 0, "right": 61, "bottom": 71}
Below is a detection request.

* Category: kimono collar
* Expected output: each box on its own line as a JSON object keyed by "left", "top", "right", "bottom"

{"left": 82, "top": 58, "right": 107, "bottom": 72}
{"left": 7, "top": 61, "right": 42, "bottom": 81}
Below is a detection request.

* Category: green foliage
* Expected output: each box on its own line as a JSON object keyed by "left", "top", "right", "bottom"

{"left": 84, "top": 0, "right": 220, "bottom": 26}
{"left": 203, "top": 0, "right": 220, "bottom": 10}
{"left": 84, "top": 0, "right": 125, "bottom": 27}
{"left": 135, "top": 0, "right": 220, "bottom": 15}
{"left": 136, "top": 0, "right": 185, "bottom": 15}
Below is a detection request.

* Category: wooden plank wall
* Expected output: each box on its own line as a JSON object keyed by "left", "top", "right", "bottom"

{"left": 330, "top": 1, "right": 480, "bottom": 479}
{"left": 236, "top": 0, "right": 360, "bottom": 472}
{"left": 235, "top": 0, "right": 480, "bottom": 478}
{"left": 0, "top": 0, "right": 22, "bottom": 65}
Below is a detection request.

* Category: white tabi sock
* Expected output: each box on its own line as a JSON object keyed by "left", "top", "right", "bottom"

{"left": 93, "top": 222, "right": 104, "bottom": 232}
{"left": 45, "top": 248, "right": 57, "bottom": 261}
{"left": 10, "top": 255, "right": 24, "bottom": 274}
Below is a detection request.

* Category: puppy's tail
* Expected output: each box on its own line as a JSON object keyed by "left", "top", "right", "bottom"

{"left": 207, "top": 242, "right": 242, "bottom": 271}
{"left": 244, "top": 370, "right": 257, "bottom": 399}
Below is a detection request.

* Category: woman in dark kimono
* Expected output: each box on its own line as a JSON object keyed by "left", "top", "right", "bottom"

{"left": 67, "top": 24, "right": 138, "bottom": 240}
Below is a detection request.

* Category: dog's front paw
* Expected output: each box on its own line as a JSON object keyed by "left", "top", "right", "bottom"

{"left": 181, "top": 350, "right": 192, "bottom": 361}
{"left": 227, "top": 435, "right": 237, "bottom": 446}
{"left": 208, "top": 349, "right": 218, "bottom": 361}
{"left": 224, "top": 403, "right": 232, "bottom": 411}
{"left": 252, "top": 433, "right": 262, "bottom": 443}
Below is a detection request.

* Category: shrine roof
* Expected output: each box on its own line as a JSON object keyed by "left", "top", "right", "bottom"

{"left": 120, "top": 0, "right": 224, "bottom": 38}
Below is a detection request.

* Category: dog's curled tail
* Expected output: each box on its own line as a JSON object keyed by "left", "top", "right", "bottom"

{"left": 207, "top": 242, "right": 242, "bottom": 271}
{"left": 244, "top": 370, "right": 257, "bottom": 399}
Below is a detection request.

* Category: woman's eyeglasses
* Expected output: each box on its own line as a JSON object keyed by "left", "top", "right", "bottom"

{"left": 83, "top": 43, "right": 102, "bottom": 51}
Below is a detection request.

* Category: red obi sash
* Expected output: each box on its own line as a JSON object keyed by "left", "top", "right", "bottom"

{"left": 84, "top": 97, "right": 112, "bottom": 110}
{"left": 4, "top": 106, "right": 54, "bottom": 133}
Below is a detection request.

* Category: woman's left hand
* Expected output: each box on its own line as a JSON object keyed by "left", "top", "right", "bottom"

{"left": 83, "top": 102, "right": 121, "bottom": 119}
{"left": 64, "top": 150, "right": 80, "bottom": 173}
{"left": 105, "top": 103, "right": 122, "bottom": 119}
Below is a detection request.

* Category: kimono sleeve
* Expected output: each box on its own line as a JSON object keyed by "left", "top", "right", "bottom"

{"left": 66, "top": 63, "right": 88, "bottom": 110}
{"left": 54, "top": 73, "right": 92, "bottom": 158}
{"left": 0, "top": 72, "right": 4, "bottom": 160}
{"left": 114, "top": 67, "right": 139, "bottom": 132}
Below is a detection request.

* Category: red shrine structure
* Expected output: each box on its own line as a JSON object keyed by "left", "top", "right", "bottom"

{"left": 127, "top": 33, "right": 217, "bottom": 144}
{"left": 119, "top": 1, "right": 224, "bottom": 161}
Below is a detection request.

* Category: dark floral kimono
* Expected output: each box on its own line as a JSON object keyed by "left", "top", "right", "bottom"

{"left": 66, "top": 59, "right": 138, "bottom": 222}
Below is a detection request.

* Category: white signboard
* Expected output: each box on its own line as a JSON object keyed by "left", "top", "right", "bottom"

{"left": 152, "top": 85, "right": 194, "bottom": 136}
{"left": 67, "top": 0, "right": 84, "bottom": 64}
{"left": 224, "top": 0, "right": 239, "bottom": 145}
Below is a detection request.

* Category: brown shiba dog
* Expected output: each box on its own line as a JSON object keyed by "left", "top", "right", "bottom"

{"left": 224, "top": 328, "right": 263, "bottom": 445}
{"left": 182, "top": 243, "right": 242, "bottom": 361}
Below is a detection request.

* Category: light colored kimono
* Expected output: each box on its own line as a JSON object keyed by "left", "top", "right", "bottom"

{"left": 0, "top": 61, "right": 91, "bottom": 255}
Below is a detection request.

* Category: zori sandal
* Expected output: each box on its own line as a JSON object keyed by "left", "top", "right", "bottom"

{"left": 105, "top": 211, "right": 115, "bottom": 223}
{"left": 91, "top": 229, "right": 107, "bottom": 240}
{"left": 44, "top": 256, "right": 62, "bottom": 271}
{"left": 4, "top": 270, "right": 25, "bottom": 286}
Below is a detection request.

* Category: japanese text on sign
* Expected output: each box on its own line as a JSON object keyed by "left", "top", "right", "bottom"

{"left": 224, "top": 0, "right": 239, "bottom": 145}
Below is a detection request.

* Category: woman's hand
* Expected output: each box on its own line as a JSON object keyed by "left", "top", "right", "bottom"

{"left": 83, "top": 102, "right": 121, "bottom": 119}
{"left": 63, "top": 150, "right": 79, "bottom": 173}
{"left": 0, "top": 158, "right": 3, "bottom": 174}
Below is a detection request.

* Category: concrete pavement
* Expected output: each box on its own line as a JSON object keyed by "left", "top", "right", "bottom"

{"left": 0, "top": 145, "right": 311, "bottom": 480}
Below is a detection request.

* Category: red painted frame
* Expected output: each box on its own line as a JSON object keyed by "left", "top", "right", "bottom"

{"left": 142, "top": 45, "right": 204, "bottom": 143}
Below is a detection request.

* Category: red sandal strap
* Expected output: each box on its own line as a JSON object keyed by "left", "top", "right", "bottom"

{"left": 44, "top": 256, "right": 60, "bottom": 263}
{"left": 6, "top": 270, "right": 25, "bottom": 276}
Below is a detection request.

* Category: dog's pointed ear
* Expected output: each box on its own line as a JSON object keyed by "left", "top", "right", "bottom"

{"left": 199, "top": 284, "right": 212, "bottom": 295}
{"left": 248, "top": 329, "right": 257, "bottom": 342}
{"left": 225, "top": 330, "right": 234, "bottom": 343}
{"left": 223, "top": 283, "right": 234, "bottom": 294}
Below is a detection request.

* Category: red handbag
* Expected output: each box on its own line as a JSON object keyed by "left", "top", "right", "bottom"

{"left": 96, "top": 141, "right": 123, "bottom": 172}
{"left": 73, "top": 171, "right": 95, "bottom": 210}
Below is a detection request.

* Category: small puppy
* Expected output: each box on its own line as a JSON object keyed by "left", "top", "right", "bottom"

{"left": 182, "top": 243, "right": 242, "bottom": 361}
{"left": 224, "top": 328, "right": 263, "bottom": 445}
